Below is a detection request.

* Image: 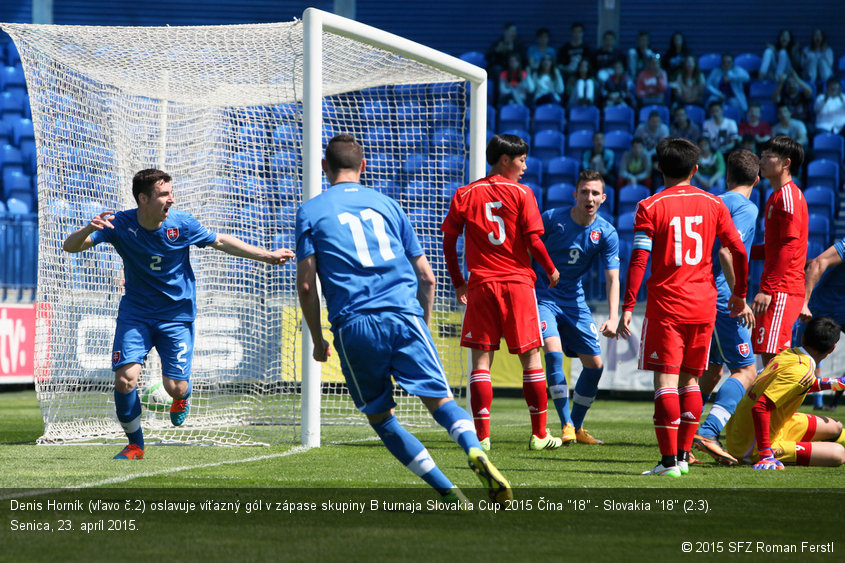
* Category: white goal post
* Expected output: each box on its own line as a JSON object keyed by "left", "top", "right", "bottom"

{"left": 1, "top": 8, "right": 486, "bottom": 446}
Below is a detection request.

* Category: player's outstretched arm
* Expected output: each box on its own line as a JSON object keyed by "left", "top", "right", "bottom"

{"left": 210, "top": 233, "right": 294, "bottom": 265}
{"left": 800, "top": 244, "right": 843, "bottom": 322}
{"left": 296, "top": 255, "right": 330, "bottom": 362}
{"left": 62, "top": 211, "right": 114, "bottom": 253}
{"left": 600, "top": 268, "right": 620, "bottom": 338}
{"left": 410, "top": 254, "right": 436, "bottom": 326}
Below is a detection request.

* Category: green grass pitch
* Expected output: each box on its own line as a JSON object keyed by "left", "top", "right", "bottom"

{"left": 1, "top": 389, "right": 841, "bottom": 562}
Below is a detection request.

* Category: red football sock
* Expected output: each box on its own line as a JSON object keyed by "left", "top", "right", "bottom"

{"left": 654, "top": 387, "right": 680, "bottom": 456}
{"left": 469, "top": 369, "right": 492, "bottom": 440}
{"left": 523, "top": 368, "right": 548, "bottom": 437}
{"left": 677, "top": 385, "right": 703, "bottom": 454}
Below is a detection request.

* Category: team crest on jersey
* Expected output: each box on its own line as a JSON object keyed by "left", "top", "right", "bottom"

{"left": 540, "top": 321, "right": 547, "bottom": 332}
{"left": 112, "top": 351, "right": 121, "bottom": 364}
{"left": 737, "top": 343, "right": 750, "bottom": 357}
{"left": 590, "top": 230, "right": 601, "bottom": 243}
{"left": 167, "top": 227, "right": 179, "bottom": 241}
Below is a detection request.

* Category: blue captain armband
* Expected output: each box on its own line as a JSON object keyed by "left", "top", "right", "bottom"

{"left": 633, "top": 232, "right": 652, "bottom": 252}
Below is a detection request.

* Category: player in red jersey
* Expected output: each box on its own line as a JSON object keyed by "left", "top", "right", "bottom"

{"left": 617, "top": 137, "right": 751, "bottom": 477}
{"left": 442, "top": 134, "right": 562, "bottom": 451}
{"left": 750, "top": 135, "right": 808, "bottom": 365}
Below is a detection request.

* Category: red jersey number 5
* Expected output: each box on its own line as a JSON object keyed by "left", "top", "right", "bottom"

{"left": 485, "top": 201, "right": 506, "bottom": 245}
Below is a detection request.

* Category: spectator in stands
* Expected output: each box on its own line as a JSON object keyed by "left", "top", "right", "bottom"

{"left": 772, "top": 104, "right": 809, "bottom": 148}
{"left": 527, "top": 27, "right": 557, "bottom": 72}
{"left": 702, "top": 100, "right": 739, "bottom": 155}
{"left": 814, "top": 77, "right": 845, "bottom": 135}
{"left": 532, "top": 53, "right": 565, "bottom": 106}
{"left": 693, "top": 137, "right": 726, "bottom": 190}
{"left": 738, "top": 102, "right": 772, "bottom": 150}
{"left": 633, "top": 110, "right": 669, "bottom": 158}
{"left": 759, "top": 29, "right": 801, "bottom": 82}
{"left": 636, "top": 54, "right": 668, "bottom": 107}
{"left": 486, "top": 22, "right": 526, "bottom": 77}
{"left": 706, "top": 53, "right": 750, "bottom": 112}
{"left": 618, "top": 137, "right": 652, "bottom": 188}
{"left": 558, "top": 22, "right": 592, "bottom": 83}
{"left": 802, "top": 29, "right": 834, "bottom": 84}
{"left": 662, "top": 31, "right": 691, "bottom": 78}
{"left": 773, "top": 69, "right": 815, "bottom": 126}
{"left": 628, "top": 31, "right": 654, "bottom": 81}
{"left": 670, "top": 106, "right": 701, "bottom": 142}
{"left": 582, "top": 131, "right": 617, "bottom": 187}
{"left": 568, "top": 58, "right": 597, "bottom": 107}
{"left": 498, "top": 53, "right": 534, "bottom": 106}
{"left": 601, "top": 60, "right": 635, "bottom": 108}
{"left": 739, "top": 133, "right": 759, "bottom": 155}
{"left": 670, "top": 55, "right": 706, "bottom": 108}
{"left": 593, "top": 30, "right": 625, "bottom": 83}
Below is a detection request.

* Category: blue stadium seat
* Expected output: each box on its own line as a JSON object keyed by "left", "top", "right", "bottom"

{"left": 602, "top": 104, "right": 635, "bottom": 133}
{"left": 360, "top": 126, "right": 395, "bottom": 151}
{"left": 499, "top": 128, "right": 531, "bottom": 143}
{"left": 431, "top": 127, "right": 464, "bottom": 154}
{"left": 533, "top": 103, "right": 566, "bottom": 133}
{"left": 545, "top": 156, "right": 580, "bottom": 188}
{"left": 6, "top": 196, "right": 30, "bottom": 214}
{"left": 601, "top": 185, "right": 616, "bottom": 214}
{"left": 271, "top": 122, "right": 300, "bottom": 147}
{"left": 758, "top": 100, "right": 777, "bottom": 125}
{"left": 362, "top": 152, "right": 398, "bottom": 182}
{"left": 403, "top": 180, "right": 432, "bottom": 204}
{"left": 435, "top": 154, "right": 466, "bottom": 183}
{"left": 812, "top": 132, "right": 845, "bottom": 163}
{"left": 459, "top": 50, "right": 487, "bottom": 68}
{"left": 749, "top": 80, "right": 777, "bottom": 103}
{"left": 807, "top": 159, "right": 840, "bottom": 191}
{"left": 723, "top": 105, "right": 743, "bottom": 122}
{"left": 638, "top": 104, "right": 670, "bottom": 126}
{"left": 369, "top": 180, "right": 401, "bottom": 201}
{"left": 441, "top": 181, "right": 462, "bottom": 203}
{"left": 808, "top": 213, "right": 830, "bottom": 248}
{"left": 0, "top": 65, "right": 25, "bottom": 92}
{"left": 616, "top": 210, "right": 636, "bottom": 234}
{"left": 361, "top": 99, "right": 392, "bottom": 121}
{"left": 498, "top": 104, "right": 531, "bottom": 133}
{"left": 698, "top": 53, "right": 722, "bottom": 73}
{"left": 804, "top": 186, "right": 836, "bottom": 221}
{"left": 568, "top": 104, "right": 600, "bottom": 133}
{"left": 684, "top": 104, "right": 706, "bottom": 127}
{"left": 531, "top": 129, "right": 566, "bottom": 164}
{"left": 2, "top": 169, "right": 30, "bottom": 201}
{"left": 522, "top": 156, "right": 543, "bottom": 186}
{"left": 545, "top": 182, "right": 575, "bottom": 211}
{"left": 268, "top": 150, "right": 298, "bottom": 176}
{"left": 432, "top": 102, "right": 464, "bottom": 127}
{"left": 734, "top": 53, "right": 762, "bottom": 76}
{"left": 395, "top": 100, "right": 424, "bottom": 125}
{"left": 401, "top": 153, "right": 428, "bottom": 180}
{"left": 617, "top": 184, "right": 650, "bottom": 215}
{"left": 566, "top": 129, "right": 593, "bottom": 163}
{"left": 397, "top": 126, "right": 429, "bottom": 154}
{"left": 603, "top": 130, "right": 633, "bottom": 164}
{"left": 0, "top": 91, "right": 25, "bottom": 119}
{"left": 6, "top": 42, "right": 19, "bottom": 66}
{"left": 524, "top": 182, "right": 544, "bottom": 212}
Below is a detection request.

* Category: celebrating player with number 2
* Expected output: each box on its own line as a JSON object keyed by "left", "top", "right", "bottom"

{"left": 617, "top": 137, "right": 749, "bottom": 477}
{"left": 63, "top": 169, "right": 294, "bottom": 460}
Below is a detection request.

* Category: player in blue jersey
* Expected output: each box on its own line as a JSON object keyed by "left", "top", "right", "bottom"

{"left": 295, "top": 134, "right": 511, "bottom": 506}
{"left": 693, "top": 149, "right": 759, "bottom": 465}
{"left": 535, "top": 169, "right": 620, "bottom": 445}
{"left": 62, "top": 169, "right": 295, "bottom": 460}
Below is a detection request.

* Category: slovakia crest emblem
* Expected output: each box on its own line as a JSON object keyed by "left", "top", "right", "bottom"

{"left": 540, "top": 321, "right": 547, "bottom": 332}
{"left": 112, "top": 351, "right": 121, "bottom": 364}
{"left": 167, "top": 227, "right": 179, "bottom": 241}
{"left": 737, "top": 343, "right": 750, "bottom": 357}
{"left": 590, "top": 230, "right": 601, "bottom": 243}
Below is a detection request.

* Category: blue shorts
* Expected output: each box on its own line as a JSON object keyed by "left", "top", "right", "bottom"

{"left": 538, "top": 299, "right": 601, "bottom": 358}
{"left": 708, "top": 309, "right": 754, "bottom": 370}
{"left": 333, "top": 311, "right": 453, "bottom": 414}
{"left": 112, "top": 316, "right": 194, "bottom": 381}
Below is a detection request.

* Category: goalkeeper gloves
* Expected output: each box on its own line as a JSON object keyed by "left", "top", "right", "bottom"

{"left": 752, "top": 448, "right": 785, "bottom": 470}
{"left": 831, "top": 377, "right": 845, "bottom": 392}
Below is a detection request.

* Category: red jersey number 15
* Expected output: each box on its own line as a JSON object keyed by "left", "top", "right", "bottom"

{"left": 669, "top": 215, "right": 703, "bottom": 266}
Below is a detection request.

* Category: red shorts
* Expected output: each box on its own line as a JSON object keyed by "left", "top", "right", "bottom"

{"left": 639, "top": 316, "right": 714, "bottom": 376}
{"left": 461, "top": 281, "right": 542, "bottom": 354}
{"left": 752, "top": 292, "right": 803, "bottom": 356}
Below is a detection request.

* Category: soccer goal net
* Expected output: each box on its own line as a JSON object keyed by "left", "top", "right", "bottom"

{"left": 2, "top": 9, "right": 486, "bottom": 446}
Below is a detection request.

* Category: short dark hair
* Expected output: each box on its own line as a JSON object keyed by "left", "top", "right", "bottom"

{"left": 708, "top": 100, "right": 723, "bottom": 111}
{"left": 325, "top": 134, "right": 364, "bottom": 173}
{"left": 571, "top": 22, "right": 585, "bottom": 31}
{"left": 132, "top": 169, "right": 171, "bottom": 203}
{"left": 656, "top": 137, "right": 700, "bottom": 180}
{"left": 761, "top": 134, "right": 804, "bottom": 175}
{"left": 487, "top": 134, "right": 529, "bottom": 166}
{"left": 802, "top": 316, "right": 841, "bottom": 354}
{"left": 577, "top": 169, "right": 605, "bottom": 192}
{"left": 725, "top": 149, "right": 759, "bottom": 188}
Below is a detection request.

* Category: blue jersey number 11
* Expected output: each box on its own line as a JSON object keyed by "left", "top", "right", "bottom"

{"left": 338, "top": 209, "right": 396, "bottom": 267}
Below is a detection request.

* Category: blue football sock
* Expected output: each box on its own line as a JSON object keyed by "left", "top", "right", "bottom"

{"left": 545, "top": 352, "right": 573, "bottom": 427}
{"left": 114, "top": 387, "right": 144, "bottom": 449}
{"left": 432, "top": 400, "right": 480, "bottom": 453}
{"left": 371, "top": 415, "right": 453, "bottom": 495}
{"left": 699, "top": 377, "right": 746, "bottom": 438}
{"left": 814, "top": 392, "right": 824, "bottom": 408}
{"left": 571, "top": 366, "right": 603, "bottom": 430}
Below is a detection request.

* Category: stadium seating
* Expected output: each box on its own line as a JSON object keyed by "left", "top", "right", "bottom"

{"left": 748, "top": 80, "right": 777, "bottom": 103}
{"left": 498, "top": 104, "right": 531, "bottom": 133}
{"left": 531, "top": 129, "right": 566, "bottom": 164}
{"left": 363, "top": 152, "right": 399, "bottom": 182}
{"left": 401, "top": 153, "right": 427, "bottom": 180}
{"left": 808, "top": 213, "right": 831, "bottom": 248}
{"left": 544, "top": 156, "right": 579, "bottom": 187}
{"left": 397, "top": 126, "right": 429, "bottom": 154}
{"left": 545, "top": 182, "right": 575, "bottom": 210}
{"left": 361, "top": 99, "right": 392, "bottom": 122}
{"left": 2, "top": 169, "right": 30, "bottom": 201}
{"left": 603, "top": 130, "right": 633, "bottom": 164}
{"left": 697, "top": 53, "right": 722, "bottom": 73}
{"left": 435, "top": 154, "right": 466, "bottom": 183}
{"left": 524, "top": 182, "right": 544, "bottom": 211}
{"left": 684, "top": 104, "right": 706, "bottom": 127}
{"left": 723, "top": 105, "right": 743, "bottom": 122}
{"left": 522, "top": 156, "right": 543, "bottom": 186}
{"left": 568, "top": 104, "right": 600, "bottom": 133}
{"left": 0, "top": 90, "right": 24, "bottom": 118}
{"left": 396, "top": 100, "right": 424, "bottom": 125}
{"left": 402, "top": 180, "right": 431, "bottom": 205}
{"left": 430, "top": 127, "right": 464, "bottom": 154}
{"left": 804, "top": 186, "right": 837, "bottom": 221}
{"left": 812, "top": 132, "right": 845, "bottom": 163}
{"left": 432, "top": 102, "right": 463, "bottom": 128}
{"left": 806, "top": 159, "right": 841, "bottom": 191}
{"left": 749, "top": 187, "right": 761, "bottom": 209}
{"left": 602, "top": 104, "right": 635, "bottom": 133}
{"left": 566, "top": 129, "right": 593, "bottom": 163}
{"left": 0, "top": 65, "right": 25, "bottom": 94}
{"left": 637, "top": 104, "right": 670, "bottom": 126}
{"left": 499, "top": 128, "right": 531, "bottom": 143}
{"left": 617, "top": 184, "right": 650, "bottom": 215}
{"left": 272, "top": 122, "right": 301, "bottom": 147}
{"left": 758, "top": 100, "right": 777, "bottom": 125}
{"left": 6, "top": 196, "right": 30, "bottom": 214}
{"left": 532, "top": 103, "right": 566, "bottom": 133}
{"left": 734, "top": 53, "right": 762, "bottom": 76}
{"left": 458, "top": 50, "right": 486, "bottom": 68}
{"left": 601, "top": 185, "right": 616, "bottom": 214}
{"left": 616, "top": 210, "right": 636, "bottom": 235}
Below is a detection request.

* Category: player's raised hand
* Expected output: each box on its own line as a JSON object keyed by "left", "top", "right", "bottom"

{"left": 616, "top": 310, "right": 633, "bottom": 339}
{"left": 90, "top": 211, "right": 115, "bottom": 230}
{"left": 799, "top": 303, "right": 813, "bottom": 323}
{"left": 455, "top": 284, "right": 468, "bottom": 306}
{"left": 548, "top": 268, "right": 560, "bottom": 289}
{"left": 751, "top": 291, "right": 772, "bottom": 316}
{"left": 312, "top": 337, "right": 331, "bottom": 362}
{"left": 266, "top": 248, "right": 295, "bottom": 265}
{"left": 752, "top": 448, "right": 784, "bottom": 470}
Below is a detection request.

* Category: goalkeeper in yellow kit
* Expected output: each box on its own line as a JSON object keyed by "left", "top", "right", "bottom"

{"left": 725, "top": 316, "right": 845, "bottom": 468}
